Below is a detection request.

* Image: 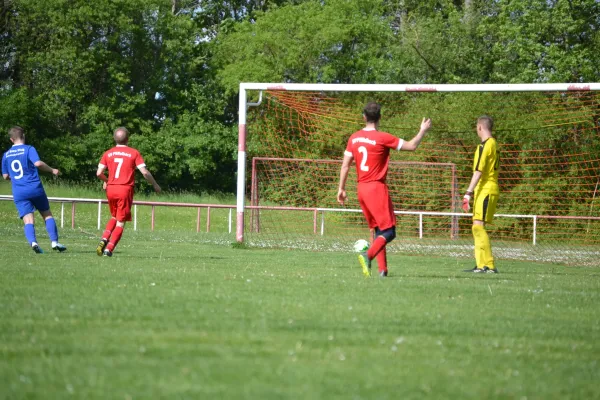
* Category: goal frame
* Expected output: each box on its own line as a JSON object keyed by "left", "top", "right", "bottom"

{"left": 236, "top": 82, "right": 600, "bottom": 243}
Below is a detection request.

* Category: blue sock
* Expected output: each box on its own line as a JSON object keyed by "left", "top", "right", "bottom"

{"left": 24, "top": 224, "right": 37, "bottom": 245}
{"left": 45, "top": 217, "right": 59, "bottom": 242}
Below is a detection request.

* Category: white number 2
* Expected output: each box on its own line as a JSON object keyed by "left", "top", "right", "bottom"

{"left": 114, "top": 158, "right": 124, "bottom": 179}
{"left": 358, "top": 146, "right": 369, "bottom": 172}
{"left": 11, "top": 160, "right": 24, "bottom": 179}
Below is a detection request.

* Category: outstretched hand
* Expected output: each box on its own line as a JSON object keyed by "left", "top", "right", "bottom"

{"left": 420, "top": 118, "right": 432, "bottom": 132}
{"left": 52, "top": 168, "right": 60, "bottom": 176}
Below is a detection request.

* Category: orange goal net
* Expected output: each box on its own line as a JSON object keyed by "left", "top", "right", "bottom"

{"left": 238, "top": 84, "right": 600, "bottom": 265}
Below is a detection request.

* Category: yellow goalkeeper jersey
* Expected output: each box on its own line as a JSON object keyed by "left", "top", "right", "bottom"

{"left": 473, "top": 137, "right": 499, "bottom": 195}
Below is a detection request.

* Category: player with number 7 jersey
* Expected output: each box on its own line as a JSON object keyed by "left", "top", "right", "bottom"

{"left": 96, "top": 127, "right": 161, "bottom": 257}
{"left": 337, "top": 102, "right": 432, "bottom": 277}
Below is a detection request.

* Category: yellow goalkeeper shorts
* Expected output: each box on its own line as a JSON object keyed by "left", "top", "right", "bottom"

{"left": 473, "top": 192, "right": 498, "bottom": 224}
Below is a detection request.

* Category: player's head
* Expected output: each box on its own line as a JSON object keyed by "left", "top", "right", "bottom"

{"left": 477, "top": 115, "right": 494, "bottom": 134}
{"left": 363, "top": 102, "right": 381, "bottom": 123}
{"left": 113, "top": 127, "right": 129, "bottom": 145}
{"left": 8, "top": 126, "right": 25, "bottom": 143}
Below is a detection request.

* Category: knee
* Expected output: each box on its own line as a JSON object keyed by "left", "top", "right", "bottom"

{"left": 377, "top": 227, "right": 396, "bottom": 243}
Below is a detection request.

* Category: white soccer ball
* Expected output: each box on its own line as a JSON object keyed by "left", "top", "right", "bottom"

{"left": 353, "top": 239, "right": 369, "bottom": 253}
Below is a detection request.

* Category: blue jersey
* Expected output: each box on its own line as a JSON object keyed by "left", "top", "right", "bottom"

{"left": 1, "top": 144, "right": 45, "bottom": 201}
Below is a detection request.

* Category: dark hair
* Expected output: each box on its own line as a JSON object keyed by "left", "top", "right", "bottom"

{"left": 363, "top": 102, "right": 381, "bottom": 123}
{"left": 113, "top": 127, "right": 129, "bottom": 145}
{"left": 8, "top": 126, "right": 25, "bottom": 140}
{"left": 477, "top": 115, "right": 494, "bottom": 131}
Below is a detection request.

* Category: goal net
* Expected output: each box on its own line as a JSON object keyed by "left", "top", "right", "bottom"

{"left": 237, "top": 84, "right": 600, "bottom": 266}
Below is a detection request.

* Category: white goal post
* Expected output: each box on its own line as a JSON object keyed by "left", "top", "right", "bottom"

{"left": 237, "top": 82, "right": 600, "bottom": 243}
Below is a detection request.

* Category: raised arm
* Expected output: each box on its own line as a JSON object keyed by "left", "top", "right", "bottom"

{"left": 401, "top": 118, "right": 432, "bottom": 151}
{"left": 139, "top": 166, "right": 161, "bottom": 193}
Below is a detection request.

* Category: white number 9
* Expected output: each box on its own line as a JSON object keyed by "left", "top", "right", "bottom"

{"left": 11, "top": 160, "right": 24, "bottom": 179}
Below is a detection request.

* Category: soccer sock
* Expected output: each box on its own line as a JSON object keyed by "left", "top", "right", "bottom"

{"left": 376, "top": 247, "right": 388, "bottom": 273}
{"left": 106, "top": 225, "right": 124, "bottom": 252}
{"left": 102, "top": 218, "right": 117, "bottom": 241}
{"left": 479, "top": 226, "right": 495, "bottom": 269}
{"left": 367, "top": 236, "right": 387, "bottom": 260}
{"left": 44, "top": 217, "right": 59, "bottom": 242}
{"left": 24, "top": 223, "right": 37, "bottom": 245}
{"left": 472, "top": 225, "right": 484, "bottom": 268}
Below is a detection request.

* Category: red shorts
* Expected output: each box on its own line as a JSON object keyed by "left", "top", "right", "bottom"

{"left": 106, "top": 185, "right": 134, "bottom": 222}
{"left": 357, "top": 181, "right": 396, "bottom": 230}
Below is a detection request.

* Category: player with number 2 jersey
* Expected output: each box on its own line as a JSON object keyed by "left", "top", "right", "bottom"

{"left": 337, "top": 102, "right": 431, "bottom": 277}
{"left": 96, "top": 127, "right": 161, "bottom": 257}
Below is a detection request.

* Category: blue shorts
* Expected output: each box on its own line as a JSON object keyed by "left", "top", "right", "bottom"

{"left": 14, "top": 194, "right": 50, "bottom": 218}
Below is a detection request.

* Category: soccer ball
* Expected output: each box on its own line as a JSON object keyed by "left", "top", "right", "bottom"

{"left": 353, "top": 239, "right": 369, "bottom": 253}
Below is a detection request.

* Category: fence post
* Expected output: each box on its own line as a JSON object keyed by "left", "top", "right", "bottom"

{"left": 533, "top": 215, "right": 537, "bottom": 245}
{"left": 71, "top": 202, "right": 75, "bottom": 229}
{"left": 61, "top": 202, "right": 64, "bottom": 228}
{"left": 97, "top": 201, "right": 102, "bottom": 230}
{"left": 206, "top": 207, "right": 211, "bottom": 232}
{"left": 134, "top": 205, "right": 137, "bottom": 231}
{"left": 321, "top": 211, "right": 325, "bottom": 236}
{"left": 228, "top": 208, "right": 232, "bottom": 234}
{"left": 419, "top": 213, "right": 423, "bottom": 239}
{"left": 151, "top": 206, "right": 155, "bottom": 231}
{"left": 196, "top": 208, "right": 201, "bottom": 233}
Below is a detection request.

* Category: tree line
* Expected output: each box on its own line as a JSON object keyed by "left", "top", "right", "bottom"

{"left": 1, "top": 0, "right": 598, "bottom": 193}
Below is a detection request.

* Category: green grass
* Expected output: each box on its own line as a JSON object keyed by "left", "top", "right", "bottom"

{"left": 1, "top": 225, "right": 600, "bottom": 399}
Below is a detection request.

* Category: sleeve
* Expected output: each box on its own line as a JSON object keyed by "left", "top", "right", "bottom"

{"left": 382, "top": 132, "right": 402, "bottom": 150}
{"left": 99, "top": 152, "right": 107, "bottom": 168}
{"left": 135, "top": 151, "right": 146, "bottom": 169}
{"left": 28, "top": 146, "right": 41, "bottom": 164}
{"left": 344, "top": 137, "right": 353, "bottom": 158}
{"left": 474, "top": 141, "right": 494, "bottom": 172}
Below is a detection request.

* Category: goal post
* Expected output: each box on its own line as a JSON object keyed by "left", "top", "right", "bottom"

{"left": 237, "top": 83, "right": 600, "bottom": 265}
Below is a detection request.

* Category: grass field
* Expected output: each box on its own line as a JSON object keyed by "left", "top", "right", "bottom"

{"left": 1, "top": 222, "right": 600, "bottom": 399}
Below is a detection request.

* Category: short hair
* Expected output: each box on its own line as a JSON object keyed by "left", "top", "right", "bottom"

{"left": 477, "top": 115, "right": 494, "bottom": 131}
{"left": 8, "top": 126, "right": 25, "bottom": 141}
{"left": 363, "top": 102, "right": 381, "bottom": 123}
{"left": 113, "top": 127, "right": 129, "bottom": 145}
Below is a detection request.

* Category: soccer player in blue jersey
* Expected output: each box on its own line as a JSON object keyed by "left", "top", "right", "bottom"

{"left": 1, "top": 126, "right": 67, "bottom": 253}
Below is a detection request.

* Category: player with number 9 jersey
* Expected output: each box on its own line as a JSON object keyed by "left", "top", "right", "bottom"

{"left": 2, "top": 126, "right": 67, "bottom": 253}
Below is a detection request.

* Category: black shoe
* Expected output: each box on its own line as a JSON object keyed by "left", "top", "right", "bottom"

{"left": 103, "top": 249, "right": 113, "bottom": 257}
{"left": 96, "top": 239, "right": 107, "bottom": 256}
{"left": 52, "top": 243, "right": 67, "bottom": 252}
{"left": 483, "top": 266, "right": 499, "bottom": 274}
{"left": 31, "top": 244, "right": 44, "bottom": 254}
{"left": 463, "top": 266, "right": 484, "bottom": 273}
{"left": 379, "top": 270, "right": 388, "bottom": 278}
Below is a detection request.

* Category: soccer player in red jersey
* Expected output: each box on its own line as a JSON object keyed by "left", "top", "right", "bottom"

{"left": 337, "top": 102, "right": 432, "bottom": 277}
{"left": 95, "top": 127, "right": 161, "bottom": 257}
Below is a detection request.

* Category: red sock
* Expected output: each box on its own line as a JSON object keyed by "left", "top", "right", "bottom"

{"left": 367, "top": 236, "right": 387, "bottom": 260}
{"left": 102, "top": 218, "right": 117, "bottom": 241}
{"left": 106, "top": 226, "right": 124, "bottom": 252}
{"left": 376, "top": 248, "right": 388, "bottom": 274}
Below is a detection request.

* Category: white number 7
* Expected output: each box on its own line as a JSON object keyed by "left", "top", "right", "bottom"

{"left": 114, "top": 158, "right": 124, "bottom": 179}
{"left": 358, "top": 146, "right": 369, "bottom": 172}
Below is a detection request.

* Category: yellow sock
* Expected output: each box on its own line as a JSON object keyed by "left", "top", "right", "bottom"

{"left": 471, "top": 225, "right": 484, "bottom": 268}
{"left": 474, "top": 224, "right": 494, "bottom": 269}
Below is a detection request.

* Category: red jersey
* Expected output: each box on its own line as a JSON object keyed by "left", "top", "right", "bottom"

{"left": 344, "top": 129, "right": 404, "bottom": 183}
{"left": 99, "top": 145, "right": 145, "bottom": 187}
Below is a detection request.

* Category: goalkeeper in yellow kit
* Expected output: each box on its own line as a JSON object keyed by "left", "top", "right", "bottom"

{"left": 462, "top": 116, "right": 499, "bottom": 273}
